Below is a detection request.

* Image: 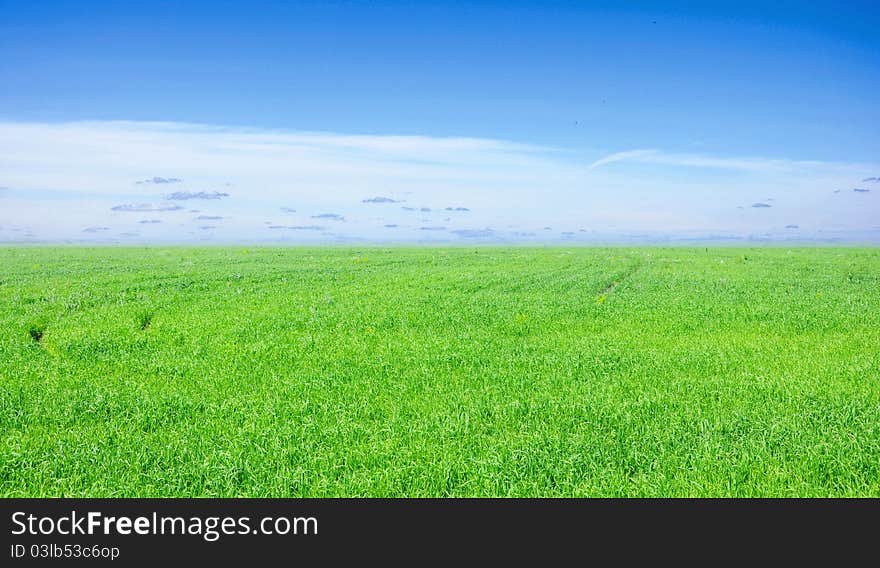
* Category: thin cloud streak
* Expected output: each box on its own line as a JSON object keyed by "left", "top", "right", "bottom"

{"left": 589, "top": 149, "right": 871, "bottom": 174}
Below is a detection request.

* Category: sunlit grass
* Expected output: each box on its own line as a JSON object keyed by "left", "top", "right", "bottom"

{"left": 1, "top": 246, "right": 878, "bottom": 497}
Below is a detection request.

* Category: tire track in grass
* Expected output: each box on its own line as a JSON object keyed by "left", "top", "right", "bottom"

{"left": 596, "top": 260, "right": 645, "bottom": 302}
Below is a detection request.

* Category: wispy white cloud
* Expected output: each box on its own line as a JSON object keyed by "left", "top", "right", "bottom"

{"left": 588, "top": 149, "right": 660, "bottom": 170}
{"left": 589, "top": 148, "right": 871, "bottom": 175}
{"left": 0, "top": 120, "right": 877, "bottom": 242}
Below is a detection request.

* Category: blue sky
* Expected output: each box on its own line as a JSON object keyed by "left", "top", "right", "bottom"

{"left": 1, "top": 0, "right": 878, "bottom": 243}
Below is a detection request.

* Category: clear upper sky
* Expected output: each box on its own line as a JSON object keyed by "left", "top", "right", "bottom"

{"left": 1, "top": 0, "right": 878, "bottom": 243}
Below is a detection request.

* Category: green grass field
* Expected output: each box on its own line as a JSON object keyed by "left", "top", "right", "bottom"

{"left": 1, "top": 246, "right": 878, "bottom": 497}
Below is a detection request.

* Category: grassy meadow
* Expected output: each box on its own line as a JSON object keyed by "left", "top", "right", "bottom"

{"left": 1, "top": 246, "right": 878, "bottom": 497}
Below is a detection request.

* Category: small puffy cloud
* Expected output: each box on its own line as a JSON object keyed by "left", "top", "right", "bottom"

{"left": 137, "top": 177, "right": 182, "bottom": 184}
{"left": 82, "top": 226, "right": 109, "bottom": 233}
{"left": 401, "top": 206, "right": 416, "bottom": 211}
{"left": 195, "top": 215, "right": 223, "bottom": 220}
{"left": 280, "top": 207, "right": 297, "bottom": 213}
{"left": 561, "top": 231, "right": 575, "bottom": 236}
{"left": 419, "top": 207, "right": 431, "bottom": 212}
{"left": 198, "top": 226, "right": 216, "bottom": 230}
{"left": 853, "top": 188, "right": 870, "bottom": 193}
{"left": 166, "top": 191, "right": 229, "bottom": 200}
{"left": 543, "top": 226, "right": 552, "bottom": 230}
{"left": 362, "top": 196, "right": 402, "bottom": 203}
{"left": 311, "top": 213, "right": 345, "bottom": 221}
{"left": 751, "top": 203, "right": 772, "bottom": 208}
{"left": 138, "top": 219, "right": 162, "bottom": 224}
{"left": 451, "top": 228, "right": 493, "bottom": 238}
{"left": 862, "top": 177, "right": 880, "bottom": 182}
{"left": 118, "top": 232, "right": 139, "bottom": 237}
{"left": 419, "top": 226, "right": 446, "bottom": 231}
{"left": 384, "top": 224, "right": 398, "bottom": 228}
{"left": 445, "top": 206, "right": 470, "bottom": 211}
{"left": 785, "top": 224, "right": 799, "bottom": 229}
{"left": 111, "top": 203, "right": 184, "bottom": 212}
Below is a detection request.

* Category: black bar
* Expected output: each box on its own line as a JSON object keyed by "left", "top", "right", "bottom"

{"left": 1, "top": 499, "right": 877, "bottom": 564}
